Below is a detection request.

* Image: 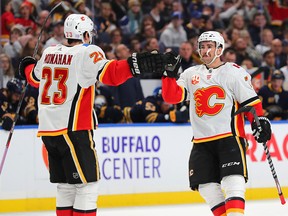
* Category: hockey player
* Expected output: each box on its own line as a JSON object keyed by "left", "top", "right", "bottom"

{"left": 123, "top": 87, "right": 189, "bottom": 123}
{"left": 160, "top": 31, "right": 272, "bottom": 216}
{"left": 0, "top": 78, "right": 26, "bottom": 130}
{"left": 18, "top": 14, "right": 177, "bottom": 216}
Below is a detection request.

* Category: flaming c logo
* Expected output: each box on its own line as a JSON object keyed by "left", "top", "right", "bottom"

{"left": 194, "top": 86, "right": 225, "bottom": 117}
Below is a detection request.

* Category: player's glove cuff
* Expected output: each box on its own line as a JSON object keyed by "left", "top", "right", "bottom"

{"left": 18, "top": 56, "right": 37, "bottom": 80}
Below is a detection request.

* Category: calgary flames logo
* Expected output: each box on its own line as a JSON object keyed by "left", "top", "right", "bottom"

{"left": 194, "top": 86, "right": 225, "bottom": 117}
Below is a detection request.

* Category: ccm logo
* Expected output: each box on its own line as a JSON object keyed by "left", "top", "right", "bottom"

{"left": 222, "top": 161, "right": 240, "bottom": 168}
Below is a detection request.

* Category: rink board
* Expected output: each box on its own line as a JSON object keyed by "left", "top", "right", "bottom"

{"left": 0, "top": 122, "right": 288, "bottom": 212}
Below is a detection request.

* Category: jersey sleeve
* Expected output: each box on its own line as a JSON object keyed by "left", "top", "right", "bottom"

{"left": 161, "top": 76, "right": 187, "bottom": 104}
{"left": 229, "top": 65, "right": 263, "bottom": 122}
{"left": 79, "top": 45, "right": 133, "bottom": 88}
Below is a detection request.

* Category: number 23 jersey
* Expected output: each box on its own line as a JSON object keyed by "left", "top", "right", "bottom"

{"left": 32, "top": 43, "right": 132, "bottom": 136}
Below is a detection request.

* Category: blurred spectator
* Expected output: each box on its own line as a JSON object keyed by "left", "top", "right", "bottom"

{"left": 178, "top": 41, "right": 194, "bottom": 73}
{"left": 73, "top": 0, "right": 92, "bottom": 17}
{"left": 127, "top": 0, "right": 143, "bottom": 35}
{"left": 232, "top": 37, "right": 260, "bottom": 66}
{"left": 94, "top": 1, "right": 117, "bottom": 35}
{"left": 150, "top": 0, "right": 166, "bottom": 33}
{"left": 185, "top": 10, "right": 204, "bottom": 39}
{"left": 227, "top": 13, "right": 246, "bottom": 31}
{"left": 279, "top": 57, "right": 288, "bottom": 91}
{"left": 248, "top": 12, "right": 268, "bottom": 46}
{"left": 15, "top": 0, "right": 37, "bottom": 31}
{"left": 0, "top": 54, "right": 15, "bottom": 88}
{"left": 218, "top": 0, "right": 244, "bottom": 26}
{"left": 241, "top": 57, "right": 264, "bottom": 92}
{"left": 258, "top": 70, "right": 288, "bottom": 120}
{"left": 159, "top": 11, "right": 187, "bottom": 51}
{"left": 35, "top": 11, "right": 52, "bottom": 44}
{"left": 243, "top": 0, "right": 258, "bottom": 22}
{"left": 123, "top": 88, "right": 189, "bottom": 123}
{"left": 43, "top": 20, "right": 65, "bottom": 49}
{"left": 143, "top": 37, "right": 165, "bottom": 53}
{"left": 226, "top": 28, "right": 240, "bottom": 47}
{"left": 0, "top": 78, "right": 26, "bottom": 130}
{"left": 1, "top": 0, "right": 15, "bottom": 46}
{"left": 255, "top": 28, "right": 274, "bottom": 55}
{"left": 102, "top": 44, "right": 116, "bottom": 60}
{"left": 108, "top": 44, "right": 144, "bottom": 108}
{"left": 109, "top": 28, "right": 124, "bottom": 52}
{"left": 111, "top": 0, "right": 127, "bottom": 21}
{"left": 129, "top": 37, "right": 142, "bottom": 53}
{"left": 139, "top": 24, "right": 158, "bottom": 49}
{"left": 22, "top": 84, "right": 38, "bottom": 125}
{"left": 3, "top": 24, "right": 24, "bottom": 68}
{"left": 271, "top": 39, "right": 287, "bottom": 69}
{"left": 19, "top": 34, "right": 41, "bottom": 60}
{"left": 222, "top": 47, "right": 237, "bottom": 62}
{"left": 262, "top": 50, "right": 276, "bottom": 83}
{"left": 94, "top": 82, "right": 124, "bottom": 123}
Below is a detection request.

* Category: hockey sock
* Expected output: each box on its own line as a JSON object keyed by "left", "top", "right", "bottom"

{"left": 73, "top": 182, "right": 99, "bottom": 216}
{"left": 225, "top": 197, "right": 245, "bottom": 216}
{"left": 73, "top": 209, "right": 97, "bottom": 216}
{"left": 199, "top": 183, "right": 226, "bottom": 216}
{"left": 211, "top": 202, "right": 227, "bottom": 216}
{"left": 56, "top": 206, "right": 73, "bottom": 216}
{"left": 221, "top": 175, "right": 245, "bottom": 216}
{"left": 56, "top": 183, "right": 76, "bottom": 216}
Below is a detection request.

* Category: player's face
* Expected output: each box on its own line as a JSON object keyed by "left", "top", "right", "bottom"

{"left": 198, "top": 41, "right": 219, "bottom": 64}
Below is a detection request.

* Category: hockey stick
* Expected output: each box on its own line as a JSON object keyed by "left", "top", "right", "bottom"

{"left": 0, "top": 1, "right": 63, "bottom": 175}
{"left": 234, "top": 106, "right": 286, "bottom": 205}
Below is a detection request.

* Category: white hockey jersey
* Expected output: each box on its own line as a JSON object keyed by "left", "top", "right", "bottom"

{"left": 32, "top": 43, "right": 118, "bottom": 136}
{"left": 176, "top": 62, "right": 261, "bottom": 143}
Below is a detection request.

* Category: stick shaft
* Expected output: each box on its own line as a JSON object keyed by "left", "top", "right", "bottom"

{"left": 0, "top": 1, "right": 63, "bottom": 175}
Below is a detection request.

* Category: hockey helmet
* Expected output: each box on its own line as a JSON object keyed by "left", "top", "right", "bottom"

{"left": 7, "top": 78, "right": 23, "bottom": 94}
{"left": 271, "top": 70, "right": 285, "bottom": 80}
{"left": 198, "top": 31, "right": 225, "bottom": 55}
{"left": 153, "top": 87, "right": 163, "bottom": 101}
{"left": 64, "top": 14, "right": 96, "bottom": 44}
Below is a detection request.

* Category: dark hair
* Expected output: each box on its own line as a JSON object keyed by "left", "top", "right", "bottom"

{"left": 223, "top": 47, "right": 236, "bottom": 56}
{"left": 263, "top": 50, "right": 274, "bottom": 58}
{"left": 67, "top": 32, "right": 89, "bottom": 45}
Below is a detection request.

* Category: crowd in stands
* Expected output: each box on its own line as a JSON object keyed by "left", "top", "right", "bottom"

{"left": 1, "top": 0, "right": 288, "bottom": 129}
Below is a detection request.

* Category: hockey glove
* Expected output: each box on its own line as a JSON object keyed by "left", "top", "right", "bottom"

{"left": 18, "top": 56, "right": 37, "bottom": 80}
{"left": 1, "top": 114, "right": 14, "bottom": 131}
{"left": 163, "top": 51, "right": 182, "bottom": 78}
{"left": 251, "top": 116, "right": 271, "bottom": 143}
{"left": 127, "top": 51, "right": 165, "bottom": 76}
{"left": 168, "top": 106, "right": 189, "bottom": 123}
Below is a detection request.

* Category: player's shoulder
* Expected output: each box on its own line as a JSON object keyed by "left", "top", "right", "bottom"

{"left": 223, "top": 62, "right": 248, "bottom": 76}
{"left": 182, "top": 64, "right": 203, "bottom": 75}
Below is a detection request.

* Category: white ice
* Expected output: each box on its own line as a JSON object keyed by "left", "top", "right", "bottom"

{"left": 0, "top": 199, "right": 287, "bottom": 216}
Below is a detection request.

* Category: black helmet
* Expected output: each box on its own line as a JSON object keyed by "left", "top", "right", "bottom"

{"left": 7, "top": 78, "right": 23, "bottom": 94}
{"left": 271, "top": 70, "right": 285, "bottom": 80}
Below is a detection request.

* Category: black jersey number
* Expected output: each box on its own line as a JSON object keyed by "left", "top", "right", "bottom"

{"left": 41, "top": 67, "right": 68, "bottom": 105}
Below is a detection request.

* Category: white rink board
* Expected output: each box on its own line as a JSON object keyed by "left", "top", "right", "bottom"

{"left": 0, "top": 122, "right": 288, "bottom": 200}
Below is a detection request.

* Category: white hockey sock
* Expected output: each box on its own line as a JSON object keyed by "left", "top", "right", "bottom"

{"left": 222, "top": 175, "right": 245, "bottom": 216}
{"left": 199, "top": 182, "right": 226, "bottom": 216}
{"left": 56, "top": 183, "right": 76, "bottom": 216}
{"left": 73, "top": 181, "right": 99, "bottom": 215}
